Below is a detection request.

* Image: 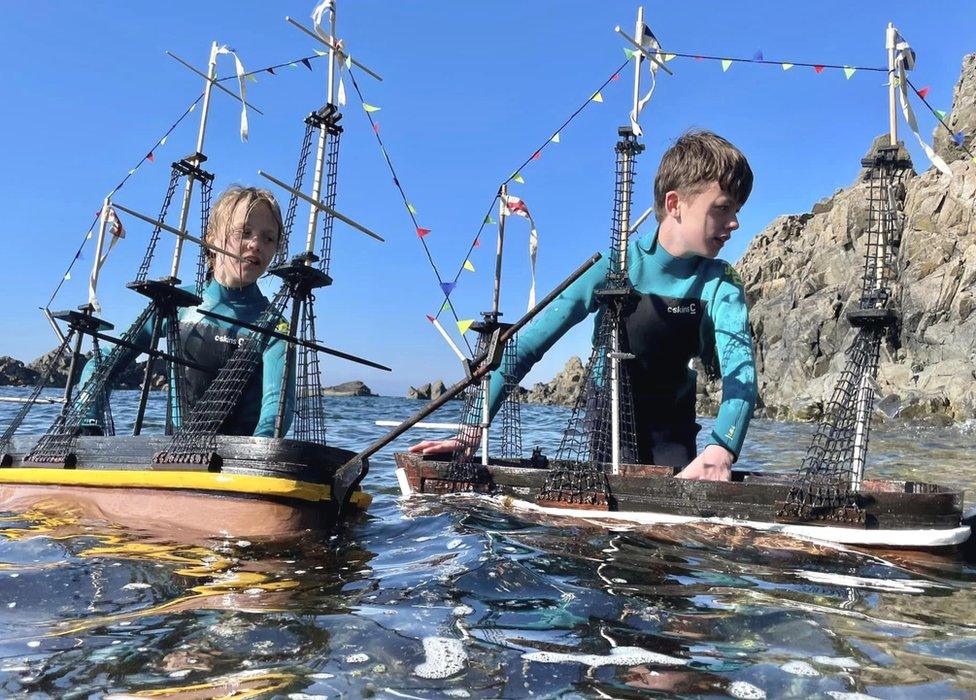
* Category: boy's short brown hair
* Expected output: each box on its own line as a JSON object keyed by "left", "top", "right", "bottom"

{"left": 653, "top": 130, "right": 753, "bottom": 222}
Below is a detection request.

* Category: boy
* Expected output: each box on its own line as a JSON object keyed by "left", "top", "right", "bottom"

{"left": 411, "top": 130, "right": 757, "bottom": 481}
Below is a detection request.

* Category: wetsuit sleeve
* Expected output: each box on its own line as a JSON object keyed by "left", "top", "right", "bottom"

{"left": 705, "top": 265, "right": 757, "bottom": 460}
{"left": 253, "top": 333, "right": 295, "bottom": 437}
{"left": 482, "top": 252, "right": 609, "bottom": 420}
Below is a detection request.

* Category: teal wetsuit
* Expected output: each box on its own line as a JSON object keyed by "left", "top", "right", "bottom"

{"left": 79, "top": 279, "right": 294, "bottom": 437}
{"left": 486, "top": 229, "right": 757, "bottom": 466}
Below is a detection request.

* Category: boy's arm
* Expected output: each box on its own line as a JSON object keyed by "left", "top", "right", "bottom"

{"left": 253, "top": 332, "right": 295, "bottom": 438}
{"left": 410, "top": 253, "right": 609, "bottom": 455}
{"left": 704, "top": 264, "right": 757, "bottom": 460}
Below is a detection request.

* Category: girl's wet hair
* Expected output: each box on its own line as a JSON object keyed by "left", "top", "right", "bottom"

{"left": 205, "top": 185, "right": 284, "bottom": 272}
{"left": 653, "top": 130, "right": 754, "bottom": 222}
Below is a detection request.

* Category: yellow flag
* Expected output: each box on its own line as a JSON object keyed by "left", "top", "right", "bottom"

{"left": 512, "top": 172, "right": 525, "bottom": 184}
{"left": 314, "top": 49, "right": 328, "bottom": 57}
{"left": 781, "top": 63, "right": 794, "bottom": 71}
{"left": 407, "top": 203, "right": 417, "bottom": 215}
{"left": 663, "top": 53, "right": 676, "bottom": 62}
{"left": 591, "top": 91, "right": 604, "bottom": 103}
{"left": 843, "top": 66, "right": 856, "bottom": 80}
{"left": 457, "top": 319, "right": 474, "bottom": 335}
{"left": 721, "top": 59, "right": 733, "bottom": 72}
{"left": 463, "top": 260, "right": 475, "bottom": 272}
{"left": 363, "top": 103, "right": 381, "bottom": 113}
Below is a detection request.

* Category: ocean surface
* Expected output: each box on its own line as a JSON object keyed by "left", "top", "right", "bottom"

{"left": 2, "top": 387, "right": 976, "bottom": 699}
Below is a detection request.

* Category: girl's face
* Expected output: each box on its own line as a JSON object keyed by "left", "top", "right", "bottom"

{"left": 213, "top": 200, "right": 279, "bottom": 288}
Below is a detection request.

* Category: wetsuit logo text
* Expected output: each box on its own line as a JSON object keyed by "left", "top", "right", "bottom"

{"left": 667, "top": 302, "right": 698, "bottom": 315}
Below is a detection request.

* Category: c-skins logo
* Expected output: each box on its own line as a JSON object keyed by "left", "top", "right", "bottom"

{"left": 667, "top": 301, "right": 698, "bottom": 314}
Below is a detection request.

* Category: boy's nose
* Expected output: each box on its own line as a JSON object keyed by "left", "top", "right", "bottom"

{"left": 728, "top": 216, "right": 739, "bottom": 231}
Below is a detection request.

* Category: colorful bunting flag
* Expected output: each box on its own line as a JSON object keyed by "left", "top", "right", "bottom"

{"left": 551, "top": 133, "right": 560, "bottom": 143}
{"left": 64, "top": 271, "right": 71, "bottom": 281}
{"left": 532, "top": 150, "right": 542, "bottom": 160}
{"left": 345, "top": 55, "right": 352, "bottom": 69}
{"left": 781, "top": 63, "right": 794, "bottom": 70}
{"left": 363, "top": 103, "right": 381, "bottom": 112}
{"left": 440, "top": 281, "right": 456, "bottom": 297}
{"left": 663, "top": 53, "right": 676, "bottom": 62}
{"left": 953, "top": 132, "right": 965, "bottom": 146}
{"left": 813, "top": 65, "right": 825, "bottom": 74}
{"left": 753, "top": 50, "right": 764, "bottom": 61}
{"left": 189, "top": 102, "right": 197, "bottom": 112}
{"left": 917, "top": 85, "right": 930, "bottom": 99}
{"left": 267, "top": 67, "right": 276, "bottom": 75}
{"left": 694, "top": 55, "right": 703, "bottom": 61}
{"left": 159, "top": 136, "right": 167, "bottom": 146}
{"left": 843, "top": 66, "right": 856, "bottom": 80}
{"left": 611, "top": 72, "right": 621, "bottom": 81}
{"left": 146, "top": 152, "right": 155, "bottom": 163}
{"left": 463, "top": 260, "right": 475, "bottom": 272}
{"left": 416, "top": 227, "right": 431, "bottom": 238}
{"left": 407, "top": 203, "right": 417, "bottom": 215}
{"left": 372, "top": 122, "right": 380, "bottom": 134}
{"left": 511, "top": 172, "right": 525, "bottom": 184}
{"left": 301, "top": 58, "right": 313, "bottom": 70}
{"left": 591, "top": 91, "right": 604, "bottom": 103}
{"left": 721, "top": 59, "right": 733, "bottom": 72}
{"left": 484, "top": 214, "right": 496, "bottom": 225}
{"left": 457, "top": 319, "right": 474, "bottom": 335}
{"left": 935, "top": 109, "right": 948, "bottom": 120}
{"left": 440, "top": 299, "right": 451, "bottom": 312}
{"left": 245, "top": 73, "right": 258, "bottom": 83}
{"left": 315, "top": 49, "right": 328, "bottom": 57}
{"left": 425, "top": 314, "right": 435, "bottom": 323}
{"left": 623, "top": 47, "right": 636, "bottom": 60}
{"left": 473, "top": 238, "right": 481, "bottom": 248}
{"left": 289, "top": 62, "right": 300, "bottom": 69}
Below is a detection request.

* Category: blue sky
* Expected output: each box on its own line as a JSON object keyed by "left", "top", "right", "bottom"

{"left": 1, "top": 1, "right": 972, "bottom": 396}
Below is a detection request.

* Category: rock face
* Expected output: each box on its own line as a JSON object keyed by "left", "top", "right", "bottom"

{"left": 407, "top": 380, "right": 450, "bottom": 400}
{"left": 320, "top": 380, "right": 374, "bottom": 397}
{"left": 0, "top": 357, "right": 40, "bottom": 387}
{"left": 933, "top": 53, "right": 976, "bottom": 166}
{"left": 699, "top": 54, "right": 976, "bottom": 422}
{"left": 522, "top": 356, "right": 585, "bottom": 407}
{"left": 24, "top": 349, "right": 166, "bottom": 390}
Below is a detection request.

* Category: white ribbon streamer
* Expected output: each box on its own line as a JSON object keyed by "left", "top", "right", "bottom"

{"left": 88, "top": 207, "right": 125, "bottom": 312}
{"left": 894, "top": 31, "right": 951, "bottom": 178}
{"left": 501, "top": 194, "right": 539, "bottom": 310}
{"left": 630, "top": 25, "right": 662, "bottom": 137}
{"left": 216, "top": 46, "right": 249, "bottom": 142}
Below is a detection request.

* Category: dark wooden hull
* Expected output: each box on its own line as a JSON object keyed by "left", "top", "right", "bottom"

{"left": 394, "top": 452, "right": 970, "bottom": 549}
{"left": 0, "top": 435, "right": 369, "bottom": 538}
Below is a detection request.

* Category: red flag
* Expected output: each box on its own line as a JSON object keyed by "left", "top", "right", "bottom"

{"left": 372, "top": 122, "right": 380, "bottom": 135}
{"left": 918, "top": 85, "right": 930, "bottom": 99}
{"left": 473, "top": 238, "right": 480, "bottom": 248}
{"left": 531, "top": 150, "right": 542, "bottom": 160}
{"left": 694, "top": 55, "right": 703, "bottom": 61}
{"left": 425, "top": 314, "right": 435, "bottom": 322}
{"left": 146, "top": 152, "right": 155, "bottom": 162}
{"left": 813, "top": 65, "right": 825, "bottom": 74}
{"left": 416, "top": 227, "right": 431, "bottom": 238}
{"left": 611, "top": 72, "right": 621, "bottom": 81}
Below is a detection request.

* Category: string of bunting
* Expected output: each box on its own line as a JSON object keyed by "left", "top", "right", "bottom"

{"left": 45, "top": 48, "right": 339, "bottom": 309}
{"left": 906, "top": 77, "right": 974, "bottom": 163}
{"left": 641, "top": 48, "right": 889, "bottom": 77}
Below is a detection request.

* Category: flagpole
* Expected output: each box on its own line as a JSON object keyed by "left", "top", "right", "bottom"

{"left": 630, "top": 6, "right": 644, "bottom": 133}
{"left": 492, "top": 186, "right": 507, "bottom": 316}
{"left": 169, "top": 41, "right": 219, "bottom": 281}
{"left": 886, "top": 23, "right": 898, "bottom": 147}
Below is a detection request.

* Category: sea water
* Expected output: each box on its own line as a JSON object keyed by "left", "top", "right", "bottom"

{"left": 1, "top": 387, "right": 975, "bottom": 698}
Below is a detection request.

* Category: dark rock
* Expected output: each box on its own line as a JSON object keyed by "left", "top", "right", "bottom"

{"left": 320, "top": 380, "right": 374, "bottom": 397}
{"left": 0, "top": 356, "right": 40, "bottom": 387}
{"left": 522, "top": 356, "right": 585, "bottom": 407}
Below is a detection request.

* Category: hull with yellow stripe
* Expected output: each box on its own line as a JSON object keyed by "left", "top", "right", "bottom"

{"left": 0, "top": 435, "right": 370, "bottom": 538}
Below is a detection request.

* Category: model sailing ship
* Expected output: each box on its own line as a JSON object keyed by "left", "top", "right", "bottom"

{"left": 0, "top": 1, "right": 391, "bottom": 538}
{"left": 392, "top": 14, "right": 970, "bottom": 551}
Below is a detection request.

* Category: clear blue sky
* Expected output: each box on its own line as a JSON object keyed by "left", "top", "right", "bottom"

{"left": 1, "top": 1, "right": 972, "bottom": 395}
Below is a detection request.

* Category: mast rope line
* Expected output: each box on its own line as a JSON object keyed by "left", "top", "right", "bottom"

{"left": 905, "top": 76, "right": 976, "bottom": 163}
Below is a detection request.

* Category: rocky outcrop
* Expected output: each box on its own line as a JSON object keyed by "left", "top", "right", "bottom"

{"left": 23, "top": 349, "right": 166, "bottom": 390}
{"left": 320, "top": 380, "right": 374, "bottom": 397}
{"left": 522, "top": 356, "right": 584, "bottom": 407}
{"left": 702, "top": 54, "right": 976, "bottom": 422}
{"left": 407, "top": 380, "right": 450, "bottom": 400}
{"left": 0, "top": 357, "right": 40, "bottom": 387}
{"left": 933, "top": 53, "right": 975, "bottom": 166}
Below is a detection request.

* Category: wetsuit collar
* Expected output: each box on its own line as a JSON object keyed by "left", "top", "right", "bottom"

{"left": 203, "top": 278, "right": 265, "bottom": 306}
{"left": 638, "top": 227, "right": 700, "bottom": 276}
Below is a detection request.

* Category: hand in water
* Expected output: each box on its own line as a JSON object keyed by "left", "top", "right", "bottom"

{"left": 675, "top": 444, "right": 733, "bottom": 481}
{"left": 408, "top": 429, "right": 481, "bottom": 457}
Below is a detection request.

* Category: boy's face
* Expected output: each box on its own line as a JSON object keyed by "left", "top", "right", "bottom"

{"left": 665, "top": 181, "right": 740, "bottom": 258}
{"left": 214, "top": 200, "right": 279, "bottom": 288}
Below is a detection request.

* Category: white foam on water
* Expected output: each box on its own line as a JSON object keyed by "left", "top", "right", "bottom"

{"left": 413, "top": 636, "right": 467, "bottom": 679}
{"left": 521, "top": 645, "right": 688, "bottom": 668}
{"left": 309, "top": 673, "right": 334, "bottom": 680}
{"left": 728, "top": 680, "right": 766, "bottom": 699}
{"left": 344, "top": 653, "right": 369, "bottom": 664}
{"left": 446, "top": 539, "right": 464, "bottom": 550}
{"left": 780, "top": 660, "right": 820, "bottom": 677}
{"left": 122, "top": 583, "right": 151, "bottom": 590}
{"left": 813, "top": 656, "right": 861, "bottom": 669}
{"left": 452, "top": 605, "right": 474, "bottom": 617}
{"left": 826, "top": 693, "right": 882, "bottom": 700}
{"left": 26, "top": 641, "right": 39, "bottom": 648}
{"left": 443, "top": 691, "right": 470, "bottom": 698}
{"left": 793, "top": 570, "right": 948, "bottom": 594}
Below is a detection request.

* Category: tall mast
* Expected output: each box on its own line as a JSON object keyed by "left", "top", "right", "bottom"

{"left": 886, "top": 23, "right": 898, "bottom": 147}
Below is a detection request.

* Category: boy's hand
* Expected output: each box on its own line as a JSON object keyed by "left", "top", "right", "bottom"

{"left": 408, "top": 429, "right": 481, "bottom": 457}
{"left": 676, "top": 444, "right": 733, "bottom": 481}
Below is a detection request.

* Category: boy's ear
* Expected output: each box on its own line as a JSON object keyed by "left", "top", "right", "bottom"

{"left": 664, "top": 190, "right": 682, "bottom": 221}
